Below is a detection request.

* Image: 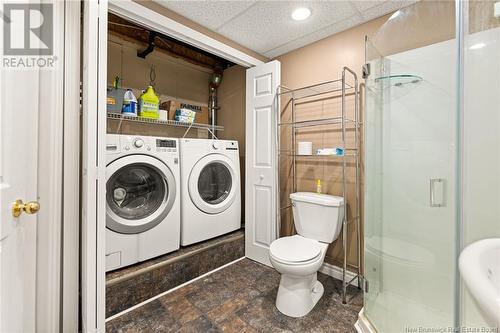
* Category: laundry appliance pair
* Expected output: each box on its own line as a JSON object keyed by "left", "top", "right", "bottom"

{"left": 105, "top": 134, "right": 241, "bottom": 272}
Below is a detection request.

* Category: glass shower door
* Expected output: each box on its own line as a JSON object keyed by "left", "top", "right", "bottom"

{"left": 363, "top": 37, "right": 384, "bottom": 324}
{"left": 363, "top": 30, "right": 458, "bottom": 332}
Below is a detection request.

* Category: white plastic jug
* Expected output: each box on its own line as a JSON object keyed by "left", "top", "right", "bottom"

{"left": 122, "top": 89, "right": 137, "bottom": 116}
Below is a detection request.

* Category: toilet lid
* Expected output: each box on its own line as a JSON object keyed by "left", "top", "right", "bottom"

{"left": 270, "top": 235, "right": 321, "bottom": 263}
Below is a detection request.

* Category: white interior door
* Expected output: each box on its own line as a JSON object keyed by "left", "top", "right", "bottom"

{"left": 0, "top": 47, "right": 40, "bottom": 333}
{"left": 0, "top": 2, "right": 79, "bottom": 331}
{"left": 245, "top": 60, "right": 280, "bottom": 266}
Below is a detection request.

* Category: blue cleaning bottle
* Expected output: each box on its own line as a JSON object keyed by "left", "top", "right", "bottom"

{"left": 122, "top": 89, "right": 137, "bottom": 116}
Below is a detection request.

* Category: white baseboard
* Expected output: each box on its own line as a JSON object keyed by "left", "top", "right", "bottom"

{"left": 319, "top": 262, "right": 359, "bottom": 287}
{"left": 355, "top": 308, "right": 378, "bottom": 333}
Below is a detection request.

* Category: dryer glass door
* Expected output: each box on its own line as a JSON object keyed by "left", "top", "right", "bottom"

{"left": 198, "top": 162, "right": 232, "bottom": 205}
{"left": 188, "top": 154, "right": 238, "bottom": 214}
{"left": 106, "top": 155, "right": 177, "bottom": 234}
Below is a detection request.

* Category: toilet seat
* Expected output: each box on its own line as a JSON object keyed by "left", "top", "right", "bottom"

{"left": 270, "top": 235, "right": 322, "bottom": 265}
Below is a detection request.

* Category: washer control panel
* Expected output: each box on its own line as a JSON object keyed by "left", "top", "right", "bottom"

{"left": 109, "top": 136, "right": 178, "bottom": 154}
{"left": 156, "top": 139, "right": 177, "bottom": 153}
{"left": 133, "top": 138, "right": 144, "bottom": 148}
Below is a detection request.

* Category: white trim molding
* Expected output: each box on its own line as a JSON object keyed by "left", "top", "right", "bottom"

{"left": 108, "top": 0, "right": 264, "bottom": 68}
{"left": 81, "top": 1, "right": 107, "bottom": 332}
{"left": 62, "top": 1, "right": 82, "bottom": 331}
{"left": 355, "top": 308, "right": 378, "bottom": 333}
{"left": 319, "top": 262, "right": 359, "bottom": 287}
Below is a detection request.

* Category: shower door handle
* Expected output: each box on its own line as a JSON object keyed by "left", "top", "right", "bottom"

{"left": 429, "top": 178, "right": 445, "bottom": 207}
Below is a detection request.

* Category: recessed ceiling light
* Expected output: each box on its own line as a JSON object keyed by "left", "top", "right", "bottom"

{"left": 291, "top": 7, "right": 311, "bottom": 21}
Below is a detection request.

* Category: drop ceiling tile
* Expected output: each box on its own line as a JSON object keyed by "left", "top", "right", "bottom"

{"left": 360, "top": 0, "right": 404, "bottom": 21}
{"left": 216, "top": 1, "right": 356, "bottom": 54}
{"left": 154, "top": 0, "right": 256, "bottom": 31}
{"left": 264, "top": 14, "right": 363, "bottom": 58}
{"left": 351, "top": 0, "right": 387, "bottom": 12}
{"left": 400, "top": 0, "right": 420, "bottom": 8}
{"left": 153, "top": 0, "right": 421, "bottom": 59}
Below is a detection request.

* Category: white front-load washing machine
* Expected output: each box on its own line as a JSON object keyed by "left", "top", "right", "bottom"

{"left": 179, "top": 139, "right": 241, "bottom": 246}
{"left": 105, "top": 134, "right": 180, "bottom": 272}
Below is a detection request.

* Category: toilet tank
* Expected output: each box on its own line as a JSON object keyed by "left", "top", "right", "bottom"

{"left": 290, "top": 192, "right": 344, "bottom": 243}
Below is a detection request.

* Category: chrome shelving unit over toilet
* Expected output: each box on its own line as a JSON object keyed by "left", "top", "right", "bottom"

{"left": 276, "top": 67, "right": 362, "bottom": 304}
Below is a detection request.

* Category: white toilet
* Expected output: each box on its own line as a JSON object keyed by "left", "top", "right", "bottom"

{"left": 269, "top": 192, "right": 344, "bottom": 317}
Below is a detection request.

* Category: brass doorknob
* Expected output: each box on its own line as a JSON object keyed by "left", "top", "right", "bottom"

{"left": 12, "top": 199, "right": 40, "bottom": 218}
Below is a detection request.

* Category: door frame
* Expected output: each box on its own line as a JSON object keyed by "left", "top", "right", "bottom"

{"left": 81, "top": 1, "right": 107, "bottom": 332}
{"left": 60, "top": 1, "right": 82, "bottom": 331}
{"left": 81, "top": 1, "right": 264, "bottom": 331}
{"left": 32, "top": 1, "right": 81, "bottom": 332}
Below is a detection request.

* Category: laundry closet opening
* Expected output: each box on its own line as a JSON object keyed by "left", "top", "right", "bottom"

{"left": 105, "top": 12, "right": 246, "bottom": 318}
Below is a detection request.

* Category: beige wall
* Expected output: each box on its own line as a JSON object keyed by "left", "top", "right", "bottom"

{"left": 469, "top": 0, "right": 500, "bottom": 33}
{"left": 110, "top": 0, "right": 464, "bottom": 269}
{"left": 275, "top": 15, "right": 390, "bottom": 271}
{"left": 108, "top": 33, "right": 211, "bottom": 106}
{"left": 218, "top": 65, "right": 247, "bottom": 223}
{"left": 366, "top": 0, "right": 454, "bottom": 58}
{"left": 107, "top": 32, "right": 213, "bottom": 138}
{"left": 275, "top": 0, "right": 458, "bottom": 272}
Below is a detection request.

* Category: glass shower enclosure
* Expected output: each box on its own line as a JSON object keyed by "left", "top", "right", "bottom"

{"left": 361, "top": 1, "right": 500, "bottom": 332}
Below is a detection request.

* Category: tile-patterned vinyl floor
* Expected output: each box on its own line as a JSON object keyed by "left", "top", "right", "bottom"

{"left": 106, "top": 258, "right": 363, "bottom": 333}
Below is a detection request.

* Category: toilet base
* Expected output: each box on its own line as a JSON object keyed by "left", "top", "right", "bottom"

{"left": 275, "top": 273, "right": 324, "bottom": 317}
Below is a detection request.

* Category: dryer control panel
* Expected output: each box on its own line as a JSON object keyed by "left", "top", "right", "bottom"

{"left": 211, "top": 140, "right": 238, "bottom": 151}
{"left": 223, "top": 141, "right": 238, "bottom": 151}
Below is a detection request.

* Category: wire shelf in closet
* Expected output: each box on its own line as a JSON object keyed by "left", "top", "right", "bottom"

{"left": 107, "top": 112, "right": 224, "bottom": 131}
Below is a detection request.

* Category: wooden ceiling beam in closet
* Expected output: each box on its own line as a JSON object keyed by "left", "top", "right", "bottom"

{"left": 108, "top": 13, "right": 233, "bottom": 70}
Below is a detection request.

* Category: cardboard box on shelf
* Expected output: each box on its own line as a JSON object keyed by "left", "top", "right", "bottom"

{"left": 161, "top": 100, "right": 209, "bottom": 124}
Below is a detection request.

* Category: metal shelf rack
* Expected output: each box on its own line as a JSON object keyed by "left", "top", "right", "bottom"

{"left": 107, "top": 112, "right": 224, "bottom": 132}
{"left": 276, "top": 67, "right": 361, "bottom": 304}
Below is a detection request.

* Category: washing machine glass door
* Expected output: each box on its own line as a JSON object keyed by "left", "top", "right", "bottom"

{"left": 189, "top": 154, "right": 238, "bottom": 214}
{"left": 106, "top": 155, "right": 176, "bottom": 234}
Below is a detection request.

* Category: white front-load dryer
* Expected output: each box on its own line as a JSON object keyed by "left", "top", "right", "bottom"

{"left": 105, "top": 134, "right": 180, "bottom": 272}
{"left": 179, "top": 139, "right": 241, "bottom": 246}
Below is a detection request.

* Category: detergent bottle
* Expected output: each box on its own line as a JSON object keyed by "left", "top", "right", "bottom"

{"left": 138, "top": 86, "right": 159, "bottom": 119}
{"left": 122, "top": 89, "right": 137, "bottom": 116}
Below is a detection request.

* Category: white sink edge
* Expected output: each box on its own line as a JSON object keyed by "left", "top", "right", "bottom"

{"left": 459, "top": 238, "right": 500, "bottom": 328}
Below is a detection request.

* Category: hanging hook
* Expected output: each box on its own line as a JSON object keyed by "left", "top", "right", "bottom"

{"left": 149, "top": 64, "right": 157, "bottom": 88}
